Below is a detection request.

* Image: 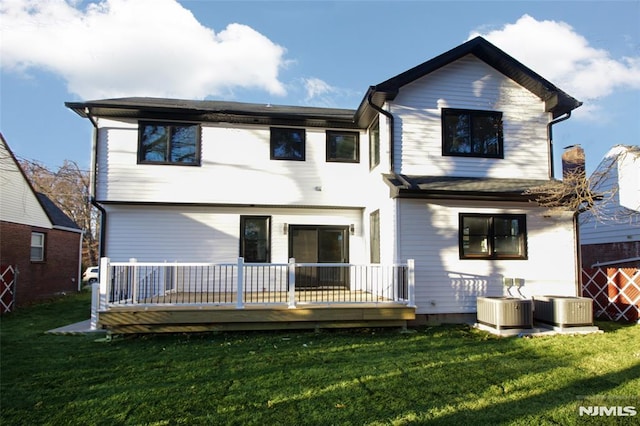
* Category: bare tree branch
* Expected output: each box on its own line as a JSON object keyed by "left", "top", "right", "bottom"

{"left": 19, "top": 158, "right": 99, "bottom": 267}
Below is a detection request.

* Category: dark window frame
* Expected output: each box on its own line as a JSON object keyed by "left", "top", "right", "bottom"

{"left": 369, "top": 117, "right": 380, "bottom": 169}
{"left": 326, "top": 130, "right": 360, "bottom": 163}
{"left": 138, "top": 121, "right": 201, "bottom": 166}
{"left": 270, "top": 127, "right": 306, "bottom": 161}
{"left": 442, "top": 108, "right": 504, "bottom": 159}
{"left": 459, "top": 213, "right": 527, "bottom": 260}
{"left": 30, "top": 231, "right": 46, "bottom": 262}
{"left": 239, "top": 216, "right": 271, "bottom": 263}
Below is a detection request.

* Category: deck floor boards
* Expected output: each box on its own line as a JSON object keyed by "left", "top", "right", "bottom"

{"left": 98, "top": 291, "right": 415, "bottom": 333}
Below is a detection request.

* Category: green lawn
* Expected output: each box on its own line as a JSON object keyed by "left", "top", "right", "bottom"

{"left": 1, "top": 291, "right": 638, "bottom": 426}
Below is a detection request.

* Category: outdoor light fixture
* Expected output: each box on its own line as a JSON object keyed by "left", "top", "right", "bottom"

{"left": 350, "top": 224, "right": 355, "bottom": 235}
{"left": 283, "top": 223, "right": 288, "bottom": 235}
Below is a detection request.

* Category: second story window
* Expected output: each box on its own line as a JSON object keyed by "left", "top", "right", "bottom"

{"left": 442, "top": 109, "right": 503, "bottom": 158}
{"left": 326, "top": 131, "right": 359, "bottom": 163}
{"left": 271, "top": 127, "right": 305, "bottom": 161}
{"left": 139, "top": 122, "right": 200, "bottom": 165}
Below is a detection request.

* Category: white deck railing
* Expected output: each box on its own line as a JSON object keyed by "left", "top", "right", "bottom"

{"left": 91, "top": 257, "right": 415, "bottom": 329}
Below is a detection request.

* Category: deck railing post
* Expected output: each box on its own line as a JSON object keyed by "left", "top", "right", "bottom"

{"left": 130, "top": 258, "right": 138, "bottom": 303}
{"left": 407, "top": 259, "right": 416, "bottom": 307}
{"left": 96, "top": 257, "right": 110, "bottom": 325}
{"left": 288, "top": 257, "right": 296, "bottom": 309}
{"left": 236, "top": 257, "right": 245, "bottom": 309}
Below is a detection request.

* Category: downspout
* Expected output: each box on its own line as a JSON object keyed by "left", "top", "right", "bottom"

{"left": 367, "top": 88, "right": 401, "bottom": 263}
{"left": 84, "top": 108, "right": 107, "bottom": 259}
{"left": 367, "top": 88, "right": 395, "bottom": 173}
{"left": 547, "top": 112, "right": 571, "bottom": 179}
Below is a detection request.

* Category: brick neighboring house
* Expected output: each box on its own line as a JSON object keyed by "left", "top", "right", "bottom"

{"left": 0, "top": 133, "right": 83, "bottom": 307}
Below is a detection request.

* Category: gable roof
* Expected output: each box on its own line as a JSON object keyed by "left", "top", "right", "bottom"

{"left": 36, "top": 193, "right": 81, "bottom": 230}
{"left": 66, "top": 37, "right": 581, "bottom": 130}
{"left": 0, "top": 133, "right": 81, "bottom": 232}
{"left": 355, "top": 36, "right": 582, "bottom": 126}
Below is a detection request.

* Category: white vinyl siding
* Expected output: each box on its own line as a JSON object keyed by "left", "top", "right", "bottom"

{"left": 390, "top": 55, "right": 549, "bottom": 179}
{"left": 104, "top": 205, "right": 365, "bottom": 264}
{"left": 0, "top": 139, "right": 52, "bottom": 228}
{"left": 95, "top": 120, "right": 368, "bottom": 207}
{"left": 580, "top": 146, "right": 640, "bottom": 245}
{"left": 397, "top": 199, "right": 577, "bottom": 314}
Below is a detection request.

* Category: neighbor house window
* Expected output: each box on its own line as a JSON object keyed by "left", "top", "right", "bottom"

{"left": 138, "top": 122, "right": 200, "bottom": 165}
{"left": 240, "top": 216, "right": 271, "bottom": 262}
{"left": 370, "top": 210, "right": 380, "bottom": 263}
{"left": 369, "top": 118, "right": 380, "bottom": 169}
{"left": 459, "top": 214, "right": 527, "bottom": 259}
{"left": 271, "top": 127, "right": 305, "bottom": 161}
{"left": 326, "top": 131, "right": 359, "bottom": 163}
{"left": 442, "top": 109, "right": 503, "bottom": 158}
{"left": 31, "top": 232, "right": 45, "bottom": 262}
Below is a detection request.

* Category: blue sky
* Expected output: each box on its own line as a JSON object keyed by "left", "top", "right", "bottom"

{"left": 1, "top": 0, "right": 639, "bottom": 176}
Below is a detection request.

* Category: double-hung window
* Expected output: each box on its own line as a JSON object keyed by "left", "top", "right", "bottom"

{"left": 459, "top": 214, "right": 527, "bottom": 259}
{"left": 240, "top": 216, "right": 271, "bottom": 262}
{"left": 270, "top": 127, "right": 305, "bottom": 161}
{"left": 138, "top": 122, "right": 200, "bottom": 165}
{"left": 31, "top": 232, "right": 45, "bottom": 262}
{"left": 442, "top": 109, "right": 503, "bottom": 158}
{"left": 326, "top": 131, "right": 359, "bottom": 163}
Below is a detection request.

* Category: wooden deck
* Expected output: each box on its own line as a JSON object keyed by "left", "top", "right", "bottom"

{"left": 98, "top": 302, "right": 415, "bottom": 334}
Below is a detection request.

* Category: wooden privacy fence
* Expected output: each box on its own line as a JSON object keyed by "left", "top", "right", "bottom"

{"left": 1, "top": 264, "right": 17, "bottom": 314}
{"left": 582, "top": 267, "right": 640, "bottom": 322}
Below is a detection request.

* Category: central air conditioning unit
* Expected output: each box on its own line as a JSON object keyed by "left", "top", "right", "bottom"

{"left": 533, "top": 296, "right": 594, "bottom": 328}
{"left": 476, "top": 297, "right": 533, "bottom": 330}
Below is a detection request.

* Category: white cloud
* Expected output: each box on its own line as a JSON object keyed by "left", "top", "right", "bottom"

{"left": 0, "top": 0, "right": 288, "bottom": 99}
{"left": 470, "top": 14, "right": 640, "bottom": 117}
{"left": 298, "top": 77, "right": 361, "bottom": 108}
{"left": 303, "top": 77, "right": 335, "bottom": 100}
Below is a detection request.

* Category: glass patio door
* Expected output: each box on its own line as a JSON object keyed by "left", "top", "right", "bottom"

{"left": 289, "top": 226, "right": 349, "bottom": 289}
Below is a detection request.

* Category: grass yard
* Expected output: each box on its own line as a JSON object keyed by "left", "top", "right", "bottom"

{"left": 1, "top": 291, "right": 639, "bottom": 426}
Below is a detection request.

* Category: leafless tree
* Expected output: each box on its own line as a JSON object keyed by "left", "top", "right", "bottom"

{"left": 524, "top": 146, "right": 639, "bottom": 224}
{"left": 20, "top": 159, "right": 99, "bottom": 267}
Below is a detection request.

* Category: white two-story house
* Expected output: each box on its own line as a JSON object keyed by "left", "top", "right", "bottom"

{"left": 67, "top": 37, "right": 583, "bottom": 326}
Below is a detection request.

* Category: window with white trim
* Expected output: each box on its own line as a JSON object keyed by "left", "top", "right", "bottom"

{"left": 31, "top": 232, "right": 45, "bottom": 262}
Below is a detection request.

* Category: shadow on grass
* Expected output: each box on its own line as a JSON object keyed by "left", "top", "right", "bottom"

{"left": 2, "top": 295, "right": 639, "bottom": 425}
{"left": 424, "top": 362, "right": 640, "bottom": 425}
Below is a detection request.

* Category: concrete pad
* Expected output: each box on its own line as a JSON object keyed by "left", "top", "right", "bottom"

{"left": 46, "top": 320, "right": 107, "bottom": 336}
{"left": 474, "top": 322, "right": 602, "bottom": 337}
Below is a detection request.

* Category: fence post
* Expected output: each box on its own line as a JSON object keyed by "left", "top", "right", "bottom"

{"left": 407, "top": 259, "right": 416, "bottom": 308}
{"left": 236, "top": 257, "right": 245, "bottom": 309}
{"left": 288, "top": 258, "right": 296, "bottom": 309}
{"left": 90, "top": 282, "right": 100, "bottom": 330}
{"left": 97, "top": 257, "right": 110, "bottom": 318}
{"left": 130, "top": 258, "right": 138, "bottom": 303}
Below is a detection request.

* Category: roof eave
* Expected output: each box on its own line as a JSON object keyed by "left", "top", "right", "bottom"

{"left": 355, "top": 36, "right": 582, "bottom": 123}
{"left": 390, "top": 188, "right": 538, "bottom": 202}
{"left": 66, "top": 100, "right": 359, "bottom": 129}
